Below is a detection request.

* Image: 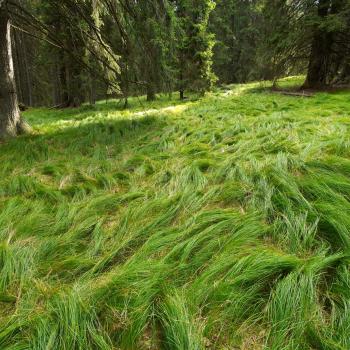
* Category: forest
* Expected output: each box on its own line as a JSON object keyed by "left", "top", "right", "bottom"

{"left": 1, "top": 0, "right": 350, "bottom": 349}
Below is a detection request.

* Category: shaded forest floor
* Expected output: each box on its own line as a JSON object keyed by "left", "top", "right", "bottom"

{"left": 1, "top": 77, "right": 350, "bottom": 349}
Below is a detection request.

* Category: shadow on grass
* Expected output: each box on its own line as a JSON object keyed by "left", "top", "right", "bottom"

{"left": 0, "top": 113, "right": 166, "bottom": 169}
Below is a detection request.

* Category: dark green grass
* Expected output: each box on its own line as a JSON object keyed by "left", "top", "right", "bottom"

{"left": 1, "top": 76, "right": 350, "bottom": 349}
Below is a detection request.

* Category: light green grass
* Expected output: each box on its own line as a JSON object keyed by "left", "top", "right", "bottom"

{"left": 1, "top": 76, "right": 350, "bottom": 349}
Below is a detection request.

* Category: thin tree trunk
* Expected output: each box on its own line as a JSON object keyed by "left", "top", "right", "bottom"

{"left": 0, "top": 4, "right": 29, "bottom": 139}
{"left": 22, "top": 32, "right": 33, "bottom": 106}
{"left": 89, "top": 69, "right": 96, "bottom": 105}
{"left": 52, "top": 60, "right": 61, "bottom": 105}
{"left": 58, "top": 55, "right": 69, "bottom": 106}
{"left": 122, "top": 79, "right": 128, "bottom": 109}
{"left": 179, "top": 63, "right": 185, "bottom": 100}
{"left": 179, "top": 89, "right": 184, "bottom": 100}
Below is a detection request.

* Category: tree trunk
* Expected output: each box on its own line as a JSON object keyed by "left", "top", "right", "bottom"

{"left": 179, "top": 89, "right": 184, "bottom": 100}
{"left": 0, "top": 5, "right": 28, "bottom": 139}
{"left": 58, "top": 54, "right": 69, "bottom": 106}
{"left": 179, "top": 65, "right": 185, "bottom": 100}
{"left": 302, "top": 0, "right": 334, "bottom": 89}
{"left": 13, "top": 30, "right": 33, "bottom": 107}
{"left": 146, "top": 84, "right": 156, "bottom": 101}
{"left": 121, "top": 56, "right": 129, "bottom": 109}
{"left": 13, "top": 29, "right": 23, "bottom": 104}
{"left": 89, "top": 72, "right": 96, "bottom": 105}
{"left": 22, "top": 32, "right": 33, "bottom": 106}
{"left": 52, "top": 59, "right": 61, "bottom": 105}
{"left": 67, "top": 62, "right": 83, "bottom": 107}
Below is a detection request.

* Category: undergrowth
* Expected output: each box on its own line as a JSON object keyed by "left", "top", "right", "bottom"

{"left": 1, "top": 77, "right": 350, "bottom": 349}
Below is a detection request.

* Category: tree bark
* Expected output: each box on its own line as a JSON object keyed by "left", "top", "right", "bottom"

{"left": 13, "top": 30, "right": 33, "bottom": 107}
{"left": 21, "top": 32, "right": 33, "bottom": 106}
{"left": 13, "top": 29, "right": 23, "bottom": 104}
{"left": 89, "top": 69, "right": 96, "bottom": 105}
{"left": 179, "top": 55, "right": 185, "bottom": 100}
{"left": 146, "top": 83, "right": 156, "bottom": 101}
{"left": 58, "top": 52, "right": 69, "bottom": 106}
{"left": 302, "top": 0, "right": 339, "bottom": 89}
{"left": 66, "top": 59, "right": 83, "bottom": 107}
{"left": 52, "top": 59, "right": 61, "bottom": 105}
{"left": 0, "top": 4, "right": 28, "bottom": 139}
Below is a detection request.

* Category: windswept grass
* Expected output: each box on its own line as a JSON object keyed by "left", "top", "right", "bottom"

{"left": 1, "top": 77, "right": 350, "bottom": 349}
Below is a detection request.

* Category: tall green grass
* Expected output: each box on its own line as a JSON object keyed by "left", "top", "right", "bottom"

{"left": 1, "top": 77, "right": 350, "bottom": 349}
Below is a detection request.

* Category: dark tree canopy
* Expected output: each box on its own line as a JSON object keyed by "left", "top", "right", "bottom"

{"left": 0, "top": 0, "right": 350, "bottom": 138}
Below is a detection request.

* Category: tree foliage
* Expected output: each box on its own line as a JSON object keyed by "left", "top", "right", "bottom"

{"left": 0, "top": 0, "right": 350, "bottom": 113}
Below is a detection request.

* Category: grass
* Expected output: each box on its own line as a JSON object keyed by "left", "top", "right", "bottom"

{"left": 1, "top": 76, "right": 350, "bottom": 349}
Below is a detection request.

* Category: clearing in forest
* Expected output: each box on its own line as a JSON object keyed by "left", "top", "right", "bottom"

{"left": 1, "top": 77, "right": 350, "bottom": 349}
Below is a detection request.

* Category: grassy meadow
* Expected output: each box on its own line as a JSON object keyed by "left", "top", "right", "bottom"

{"left": 1, "top": 77, "right": 350, "bottom": 349}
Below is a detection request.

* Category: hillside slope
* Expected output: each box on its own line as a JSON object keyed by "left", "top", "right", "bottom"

{"left": 1, "top": 78, "right": 350, "bottom": 349}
